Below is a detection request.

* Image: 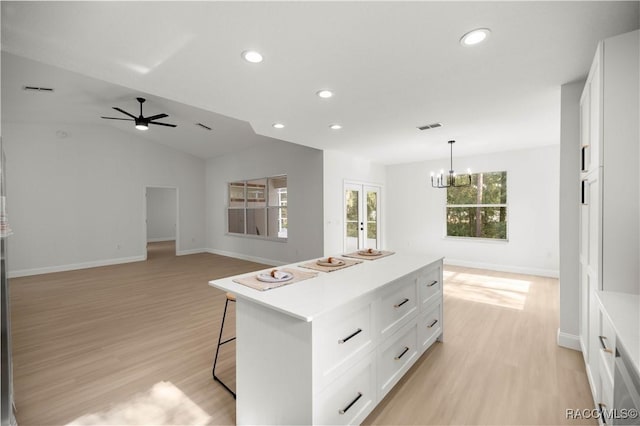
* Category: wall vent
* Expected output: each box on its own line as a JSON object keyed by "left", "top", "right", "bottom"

{"left": 418, "top": 122, "right": 442, "bottom": 130}
{"left": 23, "top": 86, "right": 55, "bottom": 93}
{"left": 195, "top": 122, "right": 212, "bottom": 131}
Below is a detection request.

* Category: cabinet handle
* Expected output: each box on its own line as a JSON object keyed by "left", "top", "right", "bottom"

{"left": 598, "top": 335, "right": 613, "bottom": 354}
{"left": 427, "top": 319, "right": 438, "bottom": 328}
{"left": 598, "top": 403, "right": 607, "bottom": 424}
{"left": 581, "top": 146, "right": 587, "bottom": 172}
{"left": 394, "top": 298, "right": 410, "bottom": 308}
{"left": 338, "top": 392, "right": 363, "bottom": 415}
{"left": 395, "top": 346, "right": 410, "bottom": 360}
{"left": 338, "top": 328, "right": 362, "bottom": 344}
{"left": 427, "top": 280, "right": 438, "bottom": 287}
{"left": 581, "top": 180, "right": 587, "bottom": 205}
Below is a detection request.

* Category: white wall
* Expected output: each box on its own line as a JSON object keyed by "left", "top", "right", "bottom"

{"left": 386, "top": 145, "right": 560, "bottom": 277}
{"left": 4, "top": 123, "right": 206, "bottom": 276}
{"left": 323, "top": 150, "right": 386, "bottom": 255}
{"left": 206, "top": 138, "right": 323, "bottom": 265}
{"left": 558, "top": 80, "right": 584, "bottom": 349}
{"left": 146, "top": 187, "right": 177, "bottom": 242}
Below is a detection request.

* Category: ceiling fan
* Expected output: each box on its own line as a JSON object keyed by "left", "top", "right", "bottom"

{"left": 101, "top": 97, "right": 177, "bottom": 130}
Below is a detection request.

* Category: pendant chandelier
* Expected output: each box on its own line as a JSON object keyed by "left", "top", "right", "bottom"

{"left": 430, "top": 140, "right": 472, "bottom": 188}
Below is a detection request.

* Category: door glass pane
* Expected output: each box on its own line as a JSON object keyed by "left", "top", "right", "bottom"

{"left": 228, "top": 209, "right": 245, "bottom": 234}
{"left": 246, "top": 209, "right": 266, "bottom": 236}
{"left": 346, "top": 190, "right": 359, "bottom": 221}
{"left": 366, "top": 191, "right": 378, "bottom": 246}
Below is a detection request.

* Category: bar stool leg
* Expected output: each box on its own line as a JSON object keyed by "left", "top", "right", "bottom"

{"left": 212, "top": 297, "right": 236, "bottom": 399}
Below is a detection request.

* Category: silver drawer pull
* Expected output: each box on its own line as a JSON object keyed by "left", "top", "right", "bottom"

{"left": 427, "top": 280, "right": 438, "bottom": 287}
{"left": 338, "top": 328, "right": 362, "bottom": 344}
{"left": 427, "top": 319, "right": 438, "bottom": 328}
{"left": 338, "top": 392, "right": 363, "bottom": 415}
{"left": 394, "top": 298, "right": 410, "bottom": 308}
{"left": 395, "top": 346, "right": 410, "bottom": 360}
{"left": 599, "top": 335, "right": 613, "bottom": 354}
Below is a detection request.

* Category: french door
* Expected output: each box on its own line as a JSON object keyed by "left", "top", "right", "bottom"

{"left": 344, "top": 183, "right": 381, "bottom": 252}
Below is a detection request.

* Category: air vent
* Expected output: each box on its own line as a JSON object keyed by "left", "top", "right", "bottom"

{"left": 195, "top": 122, "right": 212, "bottom": 131}
{"left": 23, "top": 86, "right": 55, "bottom": 93}
{"left": 418, "top": 122, "right": 442, "bottom": 131}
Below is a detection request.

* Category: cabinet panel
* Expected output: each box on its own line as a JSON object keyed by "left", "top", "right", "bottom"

{"left": 418, "top": 264, "right": 442, "bottom": 310}
{"left": 314, "top": 298, "right": 374, "bottom": 388}
{"left": 378, "top": 275, "right": 418, "bottom": 338}
{"left": 377, "top": 320, "right": 418, "bottom": 400}
{"left": 418, "top": 302, "right": 442, "bottom": 353}
{"left": 314, "top": 353, "right": 376, "bottom": 426}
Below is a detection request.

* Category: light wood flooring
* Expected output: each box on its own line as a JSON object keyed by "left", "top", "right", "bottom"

{"left": 9, "top": 243, "right": 595, "bottom": 425}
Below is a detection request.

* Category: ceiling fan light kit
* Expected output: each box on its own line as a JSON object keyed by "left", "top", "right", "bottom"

{"left": 101, "top": 97, "right": 177, "bottom": 130}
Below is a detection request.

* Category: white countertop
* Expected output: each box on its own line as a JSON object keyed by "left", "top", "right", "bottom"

{"left": 596, "top": 291, "right": 640, "bottom": 374}
{"left": 208, "top": 252, "right": 443, "bottom": 322}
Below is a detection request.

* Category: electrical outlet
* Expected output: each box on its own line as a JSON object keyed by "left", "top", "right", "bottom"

{"left": 116, "top": 244, "right": 121, "bottom": 250}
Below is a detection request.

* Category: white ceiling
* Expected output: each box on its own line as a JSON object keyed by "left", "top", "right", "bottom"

{"left": 2, "top": 1, "right": 639, "bottom": 164}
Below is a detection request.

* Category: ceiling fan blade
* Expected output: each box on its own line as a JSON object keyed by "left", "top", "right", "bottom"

{"left": 149, "top": 121, "right": 177, "bottom": 128}
{"left": 101, "top": 116, "right": 135, "bottom": 121}
{"left": 112, "top": 107, "right": 137, "bottom": 119}
{"left": 146, "top": 113, "right": 169, "bottom": 121}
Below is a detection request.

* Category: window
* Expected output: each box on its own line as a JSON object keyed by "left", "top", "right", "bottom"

{"left": 446, "top": 171, "right": 507, "bottom": 240}
{"left": 227, "top": 175, "right": 287, "bottom": 240}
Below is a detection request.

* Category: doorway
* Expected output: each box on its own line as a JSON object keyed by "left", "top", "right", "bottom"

{"left": 145, "top": 186, "right": 178, "bottom": 259}
{"left": 344, "top": 182, "right": 381, "bottom": 252}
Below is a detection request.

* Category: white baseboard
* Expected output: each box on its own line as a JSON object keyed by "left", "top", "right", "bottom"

{"left": 444, "top": 258, "right": 559, "bottom": 278}
{"left": 177, "top": 248, "right": 206, "bottom": 256}
{"left": 9, "top": 255, "right": 146, "bottom": 278}
{"left": 205, "top": 248, "right": 283, "bottom": 267}
{"left": 557, "top": 329, "right": 582, "bottom": 351}
{"left": 147, "top": 238, "right": 176, "bottom": 243}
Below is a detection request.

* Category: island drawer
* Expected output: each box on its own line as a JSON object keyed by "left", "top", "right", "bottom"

{"left": 314, "top": 353, "right": 376, "bottom": 426}
{"left": 418, "top": 264, "right": 442, "bottom": 310}
{"left": 314, "top": 297, "right": 375, "bottom": 388}
{"left": 377, "top": 320, "right": 418, "bottom": 400}
{"left": 418, "top": 302, "right": 442, "bottom": 353}
{"left": 378, "top": 274, "right": 418, "bottom": 338}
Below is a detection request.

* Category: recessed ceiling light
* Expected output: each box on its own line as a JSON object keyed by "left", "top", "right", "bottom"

{"left": 329, "top": 124, "right": 342, "bottom": 130}
{"left": 242, "top": 50, "right": 263, "bottom": 63}
{"left": 316, "top": 90, "right": 334, "bottom": 99}
{"left": 460, "top": 28, "right": 491, "bottom": 46}
{"left": 272, "top": 123, "right": 285, "bottom": 129}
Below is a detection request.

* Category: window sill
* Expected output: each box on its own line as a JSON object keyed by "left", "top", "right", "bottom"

{"left": 443, "top": 236, "right": 509, "bottom": 243}
{"left": 226, "top": 232, "right": 288, "bottom": 243}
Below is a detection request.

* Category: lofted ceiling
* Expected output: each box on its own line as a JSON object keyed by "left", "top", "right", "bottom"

{"left": 1, "top": 1, "right": 639, "bottom": 164}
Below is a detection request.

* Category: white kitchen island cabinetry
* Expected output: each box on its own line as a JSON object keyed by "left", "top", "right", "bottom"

{"left": 209, "top": 253, "right": 443, "bottom": 425}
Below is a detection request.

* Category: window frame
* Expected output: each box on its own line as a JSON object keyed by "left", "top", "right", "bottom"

{"left": 444, "top": 170, "right": 509, "bottom": 242}
{"left": 226, "top": 174, "right": 288, "bottom": 242}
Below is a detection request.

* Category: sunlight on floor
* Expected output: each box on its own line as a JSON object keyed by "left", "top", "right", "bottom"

{"left": 66, "top": 381, "right": 211, "bottom": 426}
{"left": 444, "top": 270, "right": 531, "bottom": 310}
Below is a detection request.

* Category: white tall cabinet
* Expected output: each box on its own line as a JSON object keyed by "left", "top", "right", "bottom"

{"left": 579, "top": 29, "right": 639, "bottom": 418}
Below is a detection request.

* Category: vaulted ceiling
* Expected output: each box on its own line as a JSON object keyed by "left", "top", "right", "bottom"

{"left": 2, "top": 1, "right": 638, "bottom": 163}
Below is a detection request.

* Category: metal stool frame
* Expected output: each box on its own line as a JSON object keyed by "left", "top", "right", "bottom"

{"left": 212, "top": 294, "right": 236, "bottom": 399}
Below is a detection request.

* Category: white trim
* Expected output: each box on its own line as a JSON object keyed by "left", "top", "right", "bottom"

{"left": 206, "top": 248, "right": 284, "bottom": 267}
{"left": 557, "top": 329, "right": 582, "bottom": 351}
{"left": 8, "top": 255, "right": 145, "bottom": 278}
{"left": 177, "top": 248, "right": 206, "bottom": 256}
{"left": 444, "top": 258, "right": 559, "bottom": 278}
{"left": 147, "top": 238, "right": 176, "bottom": 243}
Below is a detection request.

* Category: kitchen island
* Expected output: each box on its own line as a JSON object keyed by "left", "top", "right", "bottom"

{"left": 209, "top": 252, "right": 443, "bottom": 425}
